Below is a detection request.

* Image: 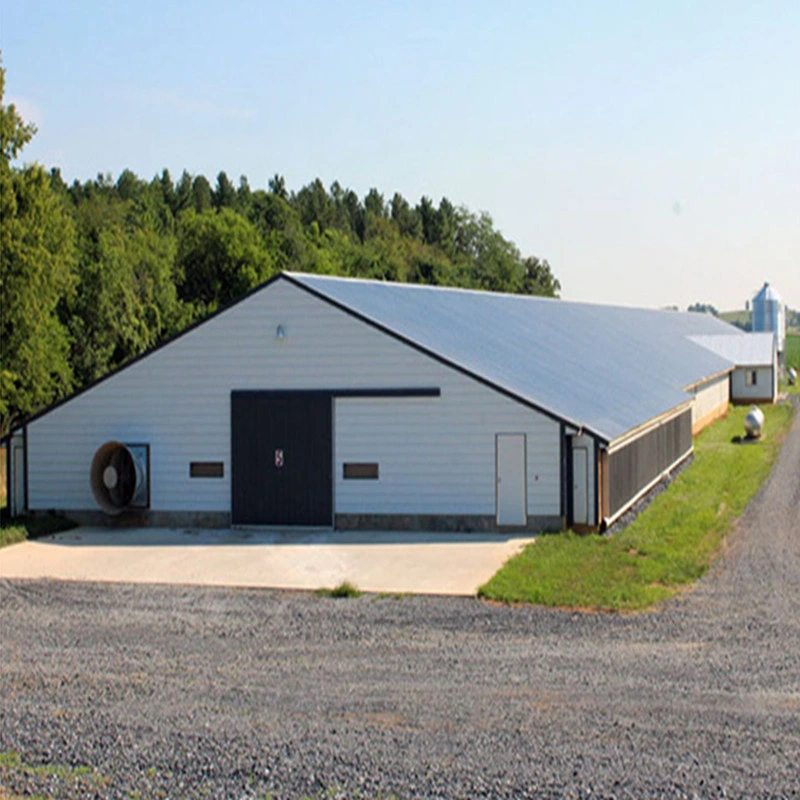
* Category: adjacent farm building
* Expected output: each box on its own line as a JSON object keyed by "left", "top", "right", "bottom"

{"left": 2, "top": 273, "right": 779, "bottom": 532}
{"left": 689, "top": 333, "right": 779, "bottom": 405}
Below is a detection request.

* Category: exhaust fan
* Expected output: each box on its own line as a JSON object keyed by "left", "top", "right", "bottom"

{"left": 90, "top": 441, "right": 150, "bottom": 515}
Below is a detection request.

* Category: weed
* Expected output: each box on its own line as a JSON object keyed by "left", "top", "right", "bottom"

{"left": 0, "top": 513, "right": 77, "bottom": 549}
{"left": 316, "top": 581, "right": 362, "bottom": 598}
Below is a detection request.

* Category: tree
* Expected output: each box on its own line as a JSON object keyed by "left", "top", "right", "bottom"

{"left": 68, "top": 196, "right": 183, "bottom": 385}
{"left": 212, "top": 170, "right": 236, "bottom": 209}
{"left": 0, "top": 64, "right": 35, "bottom": 161}
{"left": 176, "top": 208, "right": 274, "bottom": 314}
{"left": 268, "top": 173, "right": 287, "bottom": 200}
{"left": 390, "top": 192, "right": 422, "bottom": 239}
{"left": 248, "top": 189, "right": 309, "bottom": 271}
{"left": 190, "top": 174, "right": 212, "bottom": 213}
{"left": 687, "top": 302, "right": 718, "bottom": 316}
{"left": 521, "top": 256, "right": 561, "bottom": 298}
{"left": 453, "top": 208, "right": 523, "bottom": 293}
{"left": 157, "top": 168, "right": 175, "bottom": 211}
{"left": 116, "top": 168, "right": 142, "bottom": 201}
{"left": 418, "top": 196, "right": 438, "bottom": 245}
{"left": 295, "top": 178, "right": 334, "bottom": 231}
{"left": 174, "top": 169, "right": 193, "bottom": 214}
{"left": 236, "top": 175, "right": 252, "bottom": 216}
{"left": 364, "top": 187, "right": 385, "bottom": 219}
{"left": 0, "top": 59, "right": 76, "bottom": 436}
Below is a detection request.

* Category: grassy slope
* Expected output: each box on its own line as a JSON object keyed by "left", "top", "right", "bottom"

{"left": 719, "top": 309, "right": 751, "bottom": 328}
{"left": 787, "top": 333, "right": 800, "bottom": 370}
{"left": 479, "top": 402, "right": 795, "bottom": 611}
{"left": 788, "top": 333, "right": 800, "bottom": 396}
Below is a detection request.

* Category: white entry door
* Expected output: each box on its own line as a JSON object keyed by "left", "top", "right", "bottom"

{"left": 572, "top": 447, "right": 588, "bottom": 525}
{"left": 496, "top": 434, "right": 527, "bottom": 526}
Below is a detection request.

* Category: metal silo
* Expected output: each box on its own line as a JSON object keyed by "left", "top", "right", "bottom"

{"left": 752, "top": 282, "right": 785, "bottom": 355}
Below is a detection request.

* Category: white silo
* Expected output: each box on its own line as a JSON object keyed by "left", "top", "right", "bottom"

{"left": 752, "top": 282, "right": 785, "bottom": 355}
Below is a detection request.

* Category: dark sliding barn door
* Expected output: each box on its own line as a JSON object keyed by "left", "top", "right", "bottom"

{"left": 231, "top": 392, "right": 332, "bottom": 525}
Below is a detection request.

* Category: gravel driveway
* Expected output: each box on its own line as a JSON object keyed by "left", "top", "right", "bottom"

{"left": 1, "top": 400, "right": 798, "bottom": 799}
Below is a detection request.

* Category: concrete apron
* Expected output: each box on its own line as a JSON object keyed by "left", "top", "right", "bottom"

{"left": 0, "top": 527, "right": 536, "bottom": 596}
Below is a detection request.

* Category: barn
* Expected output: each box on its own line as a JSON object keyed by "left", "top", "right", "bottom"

{"left": 689, "top": 333, "right": 779, "bottom": 405}
{"left": 4, "top": 273, "right": 741, "bottom": 532}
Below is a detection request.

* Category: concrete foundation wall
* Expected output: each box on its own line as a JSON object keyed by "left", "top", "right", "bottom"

{"left": 335, "top": 513, "right": 562, "bottom": 533}
{"left": 53, "top": 509, "right": 232, "bottom": 529}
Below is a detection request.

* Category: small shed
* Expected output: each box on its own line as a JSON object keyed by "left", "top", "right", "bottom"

{"left": 690, "top": 333, "right": 779, "bottom": 404}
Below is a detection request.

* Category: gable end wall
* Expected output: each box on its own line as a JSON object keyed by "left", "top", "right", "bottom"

{"left": 26, "top": 279, "right": 561, "bottom": 523}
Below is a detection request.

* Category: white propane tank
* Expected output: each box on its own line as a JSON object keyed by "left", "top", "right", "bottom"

{"left": 744, "top": 406, "right": 765, "bottom": 439}
{"left": 789, "top": 367, "right": 798, "bottom": 386}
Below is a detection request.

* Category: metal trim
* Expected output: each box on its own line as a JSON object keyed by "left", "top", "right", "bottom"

{"left": 565, "top": 435, "right": 574, "bottom": 527}
{"left": 682, "top": 366, "right": 733, "bottom": 392}
{"left": 571, "top": 445, "right": 590, "bottom": 526}
{"left": 559, "top": 422, "right": 566, "bottom": 523}
{"left": 593, "top": 436, "right": 600, "bottom": 528}
{"left": 232, "top": 388, "right": 440, "bottom": 399}
{"left": 22, "top": 425, "right": 28, "bottom": 513}
{"left": 4, "top": 438, "right": 11, "bottom": 517}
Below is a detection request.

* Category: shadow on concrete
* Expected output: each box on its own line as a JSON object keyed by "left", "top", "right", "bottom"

{"left": 37, "top": 527, "right": 539, "bottom": 548}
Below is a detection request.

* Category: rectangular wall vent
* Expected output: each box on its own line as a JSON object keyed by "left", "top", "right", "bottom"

{"left": 190, "top": 461, "right": 224, "bottom": 478}
{"left": 343, "top": 462, "right": 379, "bottom": 480}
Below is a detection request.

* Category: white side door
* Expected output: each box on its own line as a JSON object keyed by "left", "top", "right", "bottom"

{"left": 496, "top": 434, "right": 527, "bottom": 526}
{"left": 572, "top": 447, "right": 588, "bottom": 525}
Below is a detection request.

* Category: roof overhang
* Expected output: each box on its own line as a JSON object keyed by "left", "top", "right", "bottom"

{"left": 605, "top": 400, "right": 693, "bottom": 455}
{"left": 682, "top": 366, "right": 734, "bottom": 393}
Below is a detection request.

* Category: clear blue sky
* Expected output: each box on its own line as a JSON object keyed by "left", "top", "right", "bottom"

{"left": 3, "top": 1, "right": 798, "bottom": 310}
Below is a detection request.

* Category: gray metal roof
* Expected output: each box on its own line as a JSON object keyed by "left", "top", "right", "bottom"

{"left": 286, "top": 273, "right": 738, "bottom": 443}
{"left": 689, "top": 333, "right": 776, "bottom": 367}
{"left": 754, "top": 281, "right": 782, "bottom": 303}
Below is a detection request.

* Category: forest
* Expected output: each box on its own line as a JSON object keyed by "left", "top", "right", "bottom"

{"left": 0, "top": 63, "right": 560, "bottom": 438}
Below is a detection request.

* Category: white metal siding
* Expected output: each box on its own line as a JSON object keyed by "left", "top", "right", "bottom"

{"left": 335, "top": 395, "right": 557, "bottom": 516}
{"left": 691, "top": 374, "right": 729, "bottom": 427}
{"left": 731, "top": 366, "right": 776, "bottom": 402}
{"left": 27, "top": 279, "right": 560, "bottom": 518}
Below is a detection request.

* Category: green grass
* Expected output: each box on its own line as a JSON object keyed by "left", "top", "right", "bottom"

{"left": 787, "top": 333, "right": 800, "bottom": 395}
{"left": 719, "top": 309, "right": 751, "bottom": 329}
{"left": 0, "top": 751, "right": 106, "bottom": 793}
{"left": 479, "top": 402, "right": 795, "bottom": 611}
{"left": 0, "top": 513, "right": 77, "bottom": 549}
{"left": 315, "top": 580, "right": 363, "bottom": 598}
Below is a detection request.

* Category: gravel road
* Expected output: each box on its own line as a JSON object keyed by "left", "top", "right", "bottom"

{"left": 1, "top": 400, "right": 799, "bottom": 799}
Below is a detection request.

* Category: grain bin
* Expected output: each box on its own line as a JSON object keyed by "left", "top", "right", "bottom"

{"left": 752, "top": 282, "right": 785, "bottom": 355}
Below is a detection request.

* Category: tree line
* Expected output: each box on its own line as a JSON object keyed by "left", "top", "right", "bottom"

{"left": 0, "top": 62, "right": 560, "bottom": 438}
